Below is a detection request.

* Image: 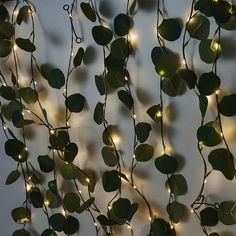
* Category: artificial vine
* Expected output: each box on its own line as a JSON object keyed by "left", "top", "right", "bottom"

{"left": 0, "top": 0, "right": 236, "bottom": 236}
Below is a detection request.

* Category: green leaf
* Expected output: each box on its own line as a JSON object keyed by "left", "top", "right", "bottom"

{"left": 218, "top": 201, "right": 236, "bottom": 225}
{"left": 129, "top": 0, "right": 137, "bottom": 15}
{"left": 101, "top": 146, "right": 118, "bottom": 167}
{"left": 12, "top": 110, "right": 34, "bottom": 128}
{"left": 0, "top": 5, "right": 9, "bottom": 22}
{"left": 15, "top": 38, "right": 36, "bottom": 52}
{"left": 65, "top": 93, "right": 85, "bottom": 113}
{"left": 110, "top": 38, "right": 133, "bottom": 59}
{"left": 0, "top": 85, "right": 16, "bottom": 100}
{"left": 199, "top": 39, "right": 221, "bottom": 64}
{"left": 76, "top": 197, "right": 95, "bottom": 213}
{"left": 5, "top": 139, "right": 26, "bottom": 162}
{"left": 146, "top": 104, "right": 162, "bottom": 123}
{"left": 197, "top": 72, "right": 221, "bottom": 95}
{"left": 134, "top": 144, "right": 154, "bottom": 162}
{"left": 48, "top": 180, "right": 58, "bottom": 195}
{"left": 41, "top": 229, "right": 57, "bottom": 236}
{"left": 64, "top": 142, "right": 78, "bottom": 163}
{"left": 60, "top": 163, "right": 78, "bottom": 180}
{"left": 12, "top": 229, "right": 31, "bottom": 236}
{"left": 5, "top": 169, "right": 20, "bottom": 185}
{"left": 194, "top": 0, "right": 213, "bottom": 17}
{"left": 49, "top": 130, "right": 69, "bottom": 150}
{"left": 151, "top": 218, "right": 175, "bottom": 236}
{"left": 107, "top": 68, "right": 126, "bottom": 89}
{"left": 135, "top": 122, "right": 152, "bottom": 143}
{"left": 198, "top": 95, "right": 208, "bottom": 118}
{"left": 38, "top": 155, "right": 55, "bottom": 173}
{"left": 112, "top": 198, "right": 131, "bottom": 220}
{"left": 17, "top": 6, "right": 30, "bottom": 25}
{"left": 102, "top": 125, "right": 118, "bottom": 146}
{"left": 221, "top": 12, "right": 236, "bottom": 31}
{"left": 114, "top": 14, "right": 133, "bottom": 36}
{"left": 95, "top": 75, "right": 105, "bottom": 96}
{"left": 11, "top": 207, "right": 31, "bottom": 224}
{"left": 63, "top": 192, "right": 80, "bottom": 213}
{"left": 155, "top": 154, "right": 178, "bottom": 174}
{"left": 166, "top": 201, "right": 186, "bottom": 223}
{"left": 118, "top": 90, "right": 133, "bottom": 109}
{"left": 177, "top": 68, "right": 197, "bottom": 89}
{"left": 97, "top": 214, "right": 114, "bottom": 226}
{"left": 166, "top": 174, "right": 188, "bottom": 196}
{"left": 80, "top": 2, "right": 96, "bottom": 22}
{"left": 200, "top": 207, "right": 218, "bottom": 226}
{"left": 63, "top": 216, "right": 79, "bottom": 235}
{"left": 186, "top": 14, "right": 210, "bottom": 40}
{"left": 19, "top": 87, "right": 38, "bottom": 104}
{"left": 0, "top": 22, "right": 14, "bottom": 39}
{"left": 219, "top": 94, "right": 236, "bottom": 117}
{"left": 197, "top": 125, "right": 222, "bottom": 147}
{"left": 30, "top": 189, "right": 44, "bottom": 208}
{"left": 92, "top": 25, "right": 113, "bottom": 46}
{"left": 127, "top": 203, "right": 138, "bottom": 222}
{"left": 212, "top": 0, "right": 231, "bottom": 23}
{"left": 105, "top": 53, "right": 125, "bottom": 69}
{"left": 158, "top": 18, "right": 182, "bottom": 41}
{"left": 102, "top": 170, "right": 121, "bottom": 192}
{"left": 49, "top": 213, "right": 66, "bottom": 232}
{"left": 0, "top": 39, "right": 12, "bottom": 57}
{"left": 48, "top": 68, "right": 65, "bottom": 89}
{"left": 88, "top": 171, "right": 96, "bottom": 193}
{"left": 46, "top": 189, "right": 60, "bottom": 209}
{"left": 94, "top": 102, "right": 104, "bottom": 125}
{"left": 155, "top": 52, "right": 180, "bottom": 78}
{"left": 73, "top": 47, "right": 84, "bottom": 67}
{"left": 208, "top": 148, "right": 235, "bottom": 180}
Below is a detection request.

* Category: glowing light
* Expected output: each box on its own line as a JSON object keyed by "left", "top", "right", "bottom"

{"left": 191, "top": 209, "right": 194, "bottom": 213}
{"left": 108, "top": 205, "right": 112, "bottom": 210}
{"left": 20, "top": 217, "right": 30, "bottom": 224}
{"left": 129, "top": 30, "right": 138, "bottom": 43}
{"left": 13, "top": 10, "right": 18, "bottom": 16}
{"left": 13, "top": 44, "right": 18, "bottom": 51}
{"left": 79, "top": 190, "right": 82, "bottom": 194}
{"left": 62, "top": 209, "right": 66, "bottom": 216}
{"left": 66, "top": 121, "right": 70, "bottom": 126}
{"left": 132, "top": 114, "right": 136, "bottom": 119}
{"left": 28, "top": 9, "right": 32, "bottom": 14}
{"left": 94, "top": 222, "right": 98, "bottom": 227}
{"left": 159, "top": 70, "right": 165, "bottom": 77}
{"left": 199, "top": 141, "right": 204, "bottom": 146}
{"left": 25, "top": 147, "right": 28, "bottom": 152}
{"left": 69, "top": 13, "right": 72, "bottom": 18}
{"left": 156, "top": 111, "right": 162, "bottom": 118}
{"left": 215, "top": 89, "right": 220, "bottom": 95}
{"left": 133, "top": 185, "right": 137, "bottom": 189}
{"left": 212, "top": 0, "right": 218, "bottom": 2}
{"left": 211, "top": 41, "right": 221, "bottom": 52}
{"left": 50, "top": 129, "right": 55, "bottom": 135}
{"left": 71, "top": 52, "right": 74, "bottom": 57}
{"left": 149, "top": 217, "right": 152, "bottom": 221}
{"left": 220, "top": 132, "right": 223, "bottom": 137}
{"left": 182, "top": 59, "right": 187, "bottom": 65}
{"left": 127, "top": 224, "right": 132, "bottom": 229}
{"left": 34, "top": 81, "right": 37, "bottom": 85}
{"left": 167, "top": 188, "right": 171, "bottom": 193}
{"left": 3, "top": 124, "right": 8, "bottom": 130}
{"left": 133, "top": 154, "right": 136, "bottom": 159}
{"left": 27, "top": 110, "right": 31, "bottom": 114}
{"left": 204, "top": 179, "right": 207, "bottom": 184}
{"left": 18, "top": 154, "right": 23, "bottom": 160}
{"left": 44, "top": 199, "right": 49, "bottom": 206}
{"left": 22, "top": 111, "right": 25, "bottom": 116}
{"left": 2, "top": 82, "right": 6, "bottom": 86}
{"left": 112, "top": 134, "right": 120, "bottom": 146}
{"left": 86, "top": 178, "right": 90, "bottom": 183}
{"left": 26, "top": 183, "right": 32, "bottom": 192}
{"left": 125, "top": 76, "right": 128, "bottom": 81}
{"left": 170, "top": 224, "right": 174, "bottom": 229}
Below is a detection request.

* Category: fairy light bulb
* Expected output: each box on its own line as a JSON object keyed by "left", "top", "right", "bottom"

{"left": 215, "top": 89, "right": 220, "bottom": 95}
{"left": 13, "top": 44, "right": 18, "bottom": 51}
{"left": 112, "top": 134, "right": 120, "bottom": 146}
{"left": 108, "top": 205, "right": 112, "bottom": 210}
{"left": 44, "top": 199, "right": 49, "bottom": 206}
{"left": 94, "top": 222, "right": 98, "bottom": 227}
{"left": 182, "top": 59, "right": 187, "bottom": 65}
{"left": 26, "top": 183, "right": 32, "bottom": 192}
{"left": 127, "top": 224, "right": 132, "bottom": 229}
{"left": 86, "top": 178, "right": 90, "bottom": 183}
{"left": 159, "top": 70, "right": 165, "bottom": 77}
{"left": 132, "top": 114, "right": 136, "bottom": 119}
{"left": 156, "top": 110, "right": 162, "bottom": 118}
{"left": 129, "top": 30, "right": 138, "bottom": 44}
{"left": 133, "top": 154, "right": 136, "bottom": 159}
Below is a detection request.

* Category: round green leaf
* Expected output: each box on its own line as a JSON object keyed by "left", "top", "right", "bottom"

{"left": 46, "top": 190, "right": 60, "bottom": 209}
{"left": 151, "top": 218, "right": 176, "bottom": 236}
{"left": 166, "top": 201, "right": 186, "bottom": 223}
{"left": 197, "top": 72, "right": 221, "bottom": 95}
{"left": 0, "top": 39, "right": 12, "bottom": 57}
{"left": 212, "top": 0, "right": 231, "bottom": 23}
{"left": 5, "top": 139, "right": 26, "bottom": 162}
{"left": 95, "top": 75, "right": 105, "bottom": 96}
{"left": 102, "top": 125, "right": 118, "bottom": 146}
{"left": 64, "top": 142, "right": 78, "bottom": 163}
{"left": 208, "top": 148, "right": 235, "bottom": 180}
{"left": 166, "top": 174, "right": 188, "bottom": 196}
{"left": 30, "top": 189, "right": 44, "bottom": 208}
{"left": 221, "top": 13, "right": 236, "bottom": 31}
{"left": 0, "top": 22, "right": 14, "bottom": 39}
{"left": 155, "top": 154, "right": 178, "bottom": 174}
{"left": 219, "top": 94, "right": 236, "bottom": 117}
{"left": 118, "top": 90, "right": 133, "bottom": 110}
{"left": 197, "top": 125, "right": 222, "bottom": 147}
{"left": 19, "top": 87, "right": 38, "bottom": 104}
{"left": 101, "top": 146, "right": 118, "bottom": 167}
{"left": 60, "top": 163, "right": 78, "bottom": 180}
{"left": 5, "top": 169, "right": 20, "bottom": 185}
{"left": 49, "top": 213, "right": 66, "bottom": 232}
{"left": 15, "top": 38, "right": 36, "bottom": 52}
{"left": 73, "top": 47, "right": 84, "bottom": 67}
{"left": 105, "top": 53, "right": 125, "bottom": 69}
{"left": 186, "top": 14, "right": 210, "bottom": 40}
{"left": 135, "top": 122, "right": 152, "bottom": 143}
{"left": 102, "top": 170, "right": 121, "bottom": 192}
{"left": 17, "top": 6, "right": 30, "bottom": 25}
{"left": 199, "top": 39, "right": 221, "bottom": 64}
{"left": 112, "top": 198, "right": 131, "bottom": 220}
{"left": 41, "top": 229, "right": 57, "bottom": 236}
{"left": 49, "top": 130, "right": 69, "bottom": 150}
{"left": 63, "top": 192, "right": 80, "bottom": 213}
{"left": 94, "top": 102, "right": 104, "bottom": 125}
{"left": 158, "top": 18, "right": 182, "bottom": 41}
{"left": 218, "top": 201, "right": 236, "bottom": 225}
{"left": 38, "top": 155, "right": 55, "bottom": 173}
{"left": 194, "top": 0, "right": 213, "bottom": 17}
{"left": 0, "top": 85, "right": 16, "bottom": 100}
{"left": 146, "top": 104, "right": 162, "bottom": 123}
{"left": 12, "top": 229, "right": 31, "bottom": 236}
{"left": 198, "top": 94, "right": 208, "bottom": 118}
{"left": 135, "top": 144, "right": 154, "bottom": 162}
{"left": 48, "top": 180, "right": 58, "bottom": 195}
{"left": 114, "top": 13, "right": 133, "bottom": 36}
{"left": 200, "top": 207, "right": 218, "bottom": 226}
{"left": 48, "top": 68, "right": 65, "bottom": 89}
{"left": 11, "top": 207, "right": 31, "bottom": 224}
{"left": 63, "top": 216, "right": 79, "bottom": 234}
{"left": 92, "top": 25, "right": 113, "bottom": 46}
{"left": 0, "top": 5, "right": 9, "bottom": 22}
{"left": 76, "top": 197, "right": 95, "bottom": 213}
{"left": 110, "top": 38, "right": 133, "bottom": 59}
{"left": 107, "top": 68, "right": 126, "bottom": 89}
{"left": 177, "top": 68, "right": 197, "bottom": 89}
{"left": 65, "top": 93, "right": 85, "bottom": 113}
{"left": 80, "top": 2, "right": 96, "bottom": 22}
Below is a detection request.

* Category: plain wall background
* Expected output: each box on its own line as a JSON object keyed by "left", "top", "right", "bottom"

{"left": 0, "top": 0, "right": 236, "bottom": 235}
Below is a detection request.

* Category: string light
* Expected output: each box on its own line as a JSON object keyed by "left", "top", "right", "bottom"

{"left": 211, "top": 41, "right": 221, "bottom": 52}
{"left": 20, "top": 217, "right": 30, "bottom": 224}
{"left": 79, "top": 190, "right": 82, "bottom": 194}
{"left": 86, "top": 178, "right": 90, "bottom": 183}
{"left": 94, "top": 222, "right": 98, "bottom": 227}
{"left": 125, "top": 76, "right": 128, "bottom": 81}
{"left": 204, "top": 179, "right": 207, "bottom": 184}
{"left": 182, "top": 59, "right": 187, "bottom": 65}
{"left": 159, "top": 70, "right": 165, "bottom": 77}
{"left": 50, "top": 129, "right": 55, "bottom": 135}
{"left": 133, "top": 154, "right": 136, "bottom": 159}
{"left": 13, "top": 44, "right": 18, "bottom": 51}
{"left": 133, "top": 185, "right": 137, "bottom": 189}
{"left": 26, "top": 183, "right": 32, "bottom": 192}
{"left": 66, "top": 121, "right": 70, "bottom": 126}
{"left": 131, "top": 114, "right": 136, "bottom": 119}
{"left": 156, "top": 111, "right": 162, "bottom": 118}
{"left": 191, "top": 209, "right": 194, "bottom": 213}
{"left": 3, "top": 123, "right": 8, "bottom": 130}
{"left": 128, "top": 30, "right": 138, "bottom": 44}
{"left": 27, "top": 110, "right": 31, "bottom": 114}
{"left": 215, "top": 89, "right": 220, "bottom": 95}
{"left": 127, "top": 224, "right": 132, "bottom": 229}
{"left": 44, "top": 199, "right": 49, "bottom": 206}
{"left": 108, "top": 205, "right": 112, "bottom": 210}
{"left": 112, "top": 134, "right": 120, "bottom": 146}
